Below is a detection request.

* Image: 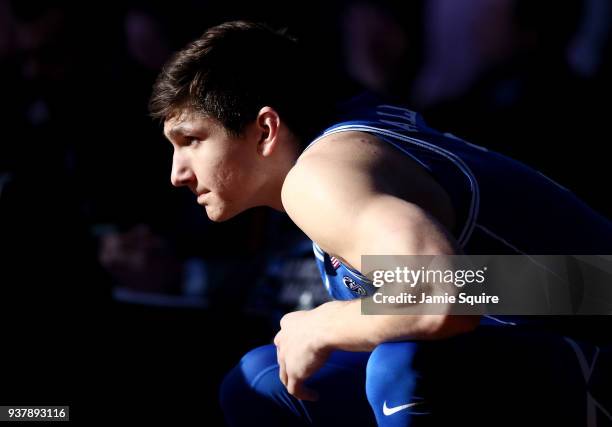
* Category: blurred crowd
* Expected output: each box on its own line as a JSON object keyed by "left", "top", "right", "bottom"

{"left": 1, "top": 0, "right": 610, "bottom": 422}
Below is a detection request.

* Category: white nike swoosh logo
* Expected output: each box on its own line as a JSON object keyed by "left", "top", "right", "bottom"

{"left": 382, "top": 400, "right": 425, "bottom": 416}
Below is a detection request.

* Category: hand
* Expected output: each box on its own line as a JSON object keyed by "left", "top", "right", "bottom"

{"left": 273, "top": 308, "right": 333, "bottom": 401}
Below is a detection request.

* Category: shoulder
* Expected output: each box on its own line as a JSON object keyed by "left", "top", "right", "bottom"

{"left": 280, "top": 132, "right": 372, "bottom": 252}
{"left": 281, "top": 130, "right": 457, "bottom": 260}
{"left": 281, "top": 131, "right": 394, "bottom": 223}
{"left": 282, "top": 130, "right": 456, "bottom": 233}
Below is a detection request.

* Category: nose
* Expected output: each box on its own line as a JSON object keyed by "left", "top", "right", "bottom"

{"left": 170, "top": 151, "right": 195, "bottom": 188}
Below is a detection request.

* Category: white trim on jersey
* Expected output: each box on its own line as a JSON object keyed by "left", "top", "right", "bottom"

{"left": 563, "top": 337, "right": 611, "bottom": 425}
{"left": 312, "top": 242, "right": 325, "bottom": 261}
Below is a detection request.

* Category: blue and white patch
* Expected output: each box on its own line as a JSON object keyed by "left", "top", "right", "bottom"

{"left": 343, "top": 276, "right": 367, "bottom": 296}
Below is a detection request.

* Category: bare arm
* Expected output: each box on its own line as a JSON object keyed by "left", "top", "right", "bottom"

{"left": 283, "top": 189, "right": 478, "bottom": 351}
{"left": 275, "top": 131, "right": 478, "bottom": 399}
{"left": 282, "top": 131, "right": 478, "bottom": 341}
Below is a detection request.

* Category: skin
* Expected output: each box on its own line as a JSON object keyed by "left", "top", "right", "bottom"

{"left": 165, "top": 107, "right": 298, "bottom": 220}
{"left": 164, "top": 106, "right": 480, "bottom": 402}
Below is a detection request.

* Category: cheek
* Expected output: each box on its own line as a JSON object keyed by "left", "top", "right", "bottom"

{"left": 209, "top": 167, "right": 235, "bottom": 196}
{"left": 194, "top": 141, "right": 253, "bottom": 196}
{"left": 192, "top": 151, "right": 229, "bottom": 188}
{"left": 214, "top": 157, "right": 251, "bottom": 192}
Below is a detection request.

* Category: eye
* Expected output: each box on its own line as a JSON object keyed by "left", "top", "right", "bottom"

{"left": 180, "top": 137, "right": 200, "bottom": 147}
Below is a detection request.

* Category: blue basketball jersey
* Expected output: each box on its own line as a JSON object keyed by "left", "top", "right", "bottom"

{"left": 302, "top": 93, "right": 612, "bottom": 310}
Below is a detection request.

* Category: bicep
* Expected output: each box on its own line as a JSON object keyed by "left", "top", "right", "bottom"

{"left": 351, "top": 194, "right": 460, "bottom": 261}
{"left": 282, "top": 161, "right": 460, "bottom": 271}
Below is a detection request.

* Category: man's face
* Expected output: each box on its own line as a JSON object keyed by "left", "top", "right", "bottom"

{"left": 164, "top": 110, "right": 262, "bottom": 222}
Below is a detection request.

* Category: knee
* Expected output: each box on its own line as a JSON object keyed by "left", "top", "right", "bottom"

{"left": 219, "top": 344, "right": 280, "bottom": 408}
{"left": 365, "top": 341, "right": 423, "bottom": 402}
{"left": 219, "top": 345, "right": 309, "bottom": 426}
{"left": 366, "top": 341, "right": 421, "bottom": 380}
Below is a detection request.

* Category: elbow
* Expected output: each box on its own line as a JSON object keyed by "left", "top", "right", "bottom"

{"left": 428, "top": 314, "right": 480, "bottom": 340}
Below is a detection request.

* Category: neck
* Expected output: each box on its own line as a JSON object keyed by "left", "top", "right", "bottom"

{"left": 259, "top": 131, "right": 303, "bottom": 212}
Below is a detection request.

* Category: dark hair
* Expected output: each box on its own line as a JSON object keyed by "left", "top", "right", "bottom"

{"left": 149, "top": 20, "right": 333, "bottom": 143}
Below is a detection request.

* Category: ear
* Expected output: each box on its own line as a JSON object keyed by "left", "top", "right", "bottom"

{"left": 255, "top": 106, "right": 281, "bottom": 157}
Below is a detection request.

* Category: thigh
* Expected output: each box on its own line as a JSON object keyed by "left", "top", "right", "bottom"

{"left": 302, "top": 348, "right": 376, "bottom": 425}
{"left": 366, "top": 326, "right": 592, "bottom": 427}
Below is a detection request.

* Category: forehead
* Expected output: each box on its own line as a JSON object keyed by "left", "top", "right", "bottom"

{"left": 163, "top": 110, "right": 219, "bottom": 140}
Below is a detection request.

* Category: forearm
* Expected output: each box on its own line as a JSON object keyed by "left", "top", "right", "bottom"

{"left": 315, "top": 299, "right": 478, "bottom": 352}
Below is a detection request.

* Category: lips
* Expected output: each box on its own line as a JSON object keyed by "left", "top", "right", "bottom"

{"left": 197, "top": 192, "right": 209, "bottom": 204}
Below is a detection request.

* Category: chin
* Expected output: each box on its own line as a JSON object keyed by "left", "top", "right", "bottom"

{"left": 204, "top": 204, "right": 241, "bottom": 222}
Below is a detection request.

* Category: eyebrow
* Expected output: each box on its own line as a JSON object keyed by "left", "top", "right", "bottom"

{"left": 166, "top": 125, "right": 197, "bottom": 140}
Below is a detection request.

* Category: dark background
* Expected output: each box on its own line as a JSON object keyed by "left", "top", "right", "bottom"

{"left": 1, "top": 0, "right": 610, "bottom": 424}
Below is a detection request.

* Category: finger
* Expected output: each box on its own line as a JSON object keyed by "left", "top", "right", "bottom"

{"left": 287, "top": 378, "right": 319, "bottom": 402}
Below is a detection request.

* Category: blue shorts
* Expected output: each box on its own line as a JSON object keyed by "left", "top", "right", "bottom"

{"left": 220, "top": 325, "right": 611, "bottom": 426}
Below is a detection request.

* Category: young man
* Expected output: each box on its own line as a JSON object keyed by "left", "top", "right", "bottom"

{"left": 150, "top": 21, "right": 611, "bottom": 426}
